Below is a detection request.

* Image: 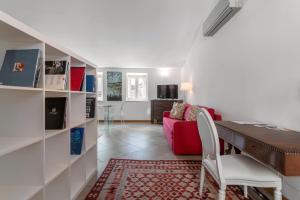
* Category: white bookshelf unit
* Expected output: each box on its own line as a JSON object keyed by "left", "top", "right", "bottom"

{"left": 0, "top": 11, "right": 98, "bottom": 200}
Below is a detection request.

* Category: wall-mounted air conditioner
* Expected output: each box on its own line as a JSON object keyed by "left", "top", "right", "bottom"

{"left": 203, "top": 0, "right": 243, "bottom": 36}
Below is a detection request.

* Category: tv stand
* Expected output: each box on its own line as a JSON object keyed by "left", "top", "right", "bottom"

{"left": 151, "top": 99, "right": 183, "bottom": 124}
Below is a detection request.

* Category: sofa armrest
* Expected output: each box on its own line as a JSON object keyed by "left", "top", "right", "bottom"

{"left": 163, "top": 111, "right": 171, "bottom": 118}
{"left": 214, "top": 114, "right": 222, "bottom": 121}
{"left": 173, "top": 121, "right": 199, "bottom": 138}
{"left": 173, "top": 120, "right": 225, "bottom": 155}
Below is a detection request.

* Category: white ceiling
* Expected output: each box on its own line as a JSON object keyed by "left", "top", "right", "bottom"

{"left": 0, "top": 0, "right": 211, "bottom": 68}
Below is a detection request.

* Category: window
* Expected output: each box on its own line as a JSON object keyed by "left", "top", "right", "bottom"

{"left": 97, "top": 72, "right": 103, "bottom": 101}
{"left": 126, "top": 73, "right": 148, "bottom": 101}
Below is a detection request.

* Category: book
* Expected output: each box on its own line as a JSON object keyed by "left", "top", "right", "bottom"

{"left": 86, "top": 75, "right": 96, "bottom": 92}
{"left": 45, "top": 60, "right": 69, "bottom": 90}
{"left": 71, "top": 67, "right": 85, "bottom": 91}
{"left": 70, "top": 127, "right": 84, "bottom": 155}
{"left": 86, "top": 97, "right": 96, "bottom": 118}
{"left": 0, "top": 49, "right": 41, "bottom": 87}
{"left": 45, "top": 97, "right": 67, "bottom": 130}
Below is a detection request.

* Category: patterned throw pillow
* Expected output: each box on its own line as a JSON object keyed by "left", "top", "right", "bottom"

{"left": 186, "top": 106, "right": 201, "bottom": 121}
{"left": 170, "top": 102, "right": 185, "bottom": 120}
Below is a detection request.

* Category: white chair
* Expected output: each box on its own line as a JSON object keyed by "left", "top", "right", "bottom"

{"left": 196, "top": 108, "right": 282, "bottom": 200}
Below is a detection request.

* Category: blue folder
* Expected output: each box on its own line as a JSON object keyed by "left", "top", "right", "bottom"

{"left": 86, "top": 75, "right": 96, "bottom": 92}
{"left": 70, "top": 128, "right": 84, "bottom": 155}
{"left": 0, "top": 49, "right": 40, "bottom": 87}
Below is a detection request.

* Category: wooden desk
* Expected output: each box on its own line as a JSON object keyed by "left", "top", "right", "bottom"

{"left": 215, "top": 121, "right": 300, "bottom": 176}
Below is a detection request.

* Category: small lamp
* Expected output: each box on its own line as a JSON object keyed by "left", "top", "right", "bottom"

{"left": 180, "top": 82, "right": 193, "bottom": 91}
{"left": 180, "top": 82, "right": 192, "bottom": 102}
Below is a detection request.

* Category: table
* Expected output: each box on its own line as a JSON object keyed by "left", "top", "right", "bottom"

{"left": 101, "top": 105, "right": 113, "bottom": 129}
{"left": 215, "top": 121, "right": 300, "bottom": 176}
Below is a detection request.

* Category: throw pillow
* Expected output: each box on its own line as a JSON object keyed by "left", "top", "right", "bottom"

{"left": 170, "top": 102, "right": 185, "bottom": 120}
{"left": 186, "top": 105, "right": 201, "bottom": 121}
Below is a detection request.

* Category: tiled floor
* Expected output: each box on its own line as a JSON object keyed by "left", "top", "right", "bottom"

{"left": 77, "top": 122, "right": 201, "bottom": 200}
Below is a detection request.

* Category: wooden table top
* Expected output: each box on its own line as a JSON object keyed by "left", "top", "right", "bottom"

{"left": 215, "top": 121, "right": 300, "bottom": 176}
{"left": 215, "top": 121, "right": 300, "bottom": 154}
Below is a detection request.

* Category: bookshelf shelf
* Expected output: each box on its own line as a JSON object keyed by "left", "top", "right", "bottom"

{"left": 45, "top": 128, "right": 69, "bottom": 139}
{"left": 0, "top": 85, "right": 43, "bottom": 92}
{"left": 70, "top": 90, "right": 85, "bottom": 94}
{"left": 0, "top": 136, "right": 43, "bottom": 157}
{"left": 0, "top": 185, "right": 43, "bottom": 200}
{"left": 70, "top": 121, "right": 86, "bottom": 128}
{"left": 45, "top": 169, "right": 70, "bottom": 200}
{"left": 0, "top": 11, "right": 98, "bottom": 200}
{"left": 86, "top": 92, "right": 96, "bottom": 95}
{"left": 45, "top": 164, "right": 69, "bottom": 185}
{"left": 86, "top": 118, "right": 97, "bottom": 123}
{"left": 86, "top": 142, "right": 97, "bottom": 153}
{"left": 45, "top": 89, "right": 69, "bottom": 93}
{"left": 70, "top": 154, "right": 84, "bottom": 165}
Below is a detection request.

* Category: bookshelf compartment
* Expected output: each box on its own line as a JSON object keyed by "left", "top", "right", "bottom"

{"left": 70, "top": 93, "right": 86, "bottom": 127}
{"left": 86, "top": 145, "right": 97, "bottom": 181}
{"left": 45, "top": 131, "right": 69, "bottom": 184}
{"left": 85, "top": 120, "right": 97, "bottom": 152}
{"left": 0, "top": 142, "right": 43, "bottom": 200}
{"left": 45, "top": 44, "right": 69, "bottom": 60}
{"left": 71, "top": 156, "right": 86, "bottom": 200}
{"left": 0, "top": 90, "right": 43, "bottom": 138}
{"left": 70, "top": 125, "right": 85, "bottom": 164}
{"left": 45, "top": 168, "right": 70, "bottom": 200}
{"left": 0, "top": 41, "right": 45, "bottom": 89}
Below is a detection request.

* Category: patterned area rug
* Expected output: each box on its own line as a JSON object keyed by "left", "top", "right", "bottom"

{"left": 85, "top": 159, "right": 250, "bottom": 200}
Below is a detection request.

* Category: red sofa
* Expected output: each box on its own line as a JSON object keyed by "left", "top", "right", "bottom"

{"left": 163, "top": 105, "right": 224, "bottom": 155}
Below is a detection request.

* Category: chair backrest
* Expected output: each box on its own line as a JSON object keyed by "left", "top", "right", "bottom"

{"left": 197, "top": 108, "right": 224, "bottom": 182}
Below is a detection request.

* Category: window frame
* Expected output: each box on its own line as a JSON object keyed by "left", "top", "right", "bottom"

{"left": 125, "top": 72, "right": 149, "bottom": 102}
{"left": 97, "top": 71, "right": 104, "bottom": 101}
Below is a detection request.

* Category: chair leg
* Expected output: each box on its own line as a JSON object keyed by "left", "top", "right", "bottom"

{"left": 218, "top": 185, "right": 226, "bottom": 200}
{"left": 199, "top": 165, "right": 205, "bottom": 196}
{"left": 243, "top": 185, "right": 248, "bottom": 198}
{"left": 274, "top": 188, "right": 282, "bottom": 200}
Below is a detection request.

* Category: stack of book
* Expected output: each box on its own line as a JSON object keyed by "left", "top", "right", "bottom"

{"left": 86, "top": 97, "right": 96, "bottom": 118}
{"left": 45, "top": 60, "right": 69, "bottom": 90}
{"left": 0, "top": 49, "right": 42, "bottom": 88}
{"left": 70, "top": 127, "right": 84, "bottom": 155}
{"left": 71, "top": 67, "right": 85, "bottom": 91}
{"left": 45, "top": 97, "right": 67, "bottom": 130}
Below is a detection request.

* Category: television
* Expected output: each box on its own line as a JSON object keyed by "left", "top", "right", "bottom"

{"left": 157, "top": 84, "right": 178, "bottom": 99}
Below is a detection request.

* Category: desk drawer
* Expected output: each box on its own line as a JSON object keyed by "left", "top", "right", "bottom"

{"left": 216, "top": 125, "right": 234, "bottom": 144}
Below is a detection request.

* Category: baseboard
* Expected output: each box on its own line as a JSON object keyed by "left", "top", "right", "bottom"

{"left": 98, "top": 120, "right": 151, "bottom": 123}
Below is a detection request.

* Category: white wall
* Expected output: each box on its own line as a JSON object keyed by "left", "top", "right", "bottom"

{"left": 182, "top": 0, "right": 300, "bottom": 131}
{"left": 98, "top": 67, "right": 182, "bottom": 120}
{"left": 181, "top": 0, "right": 300, "bottom": 198}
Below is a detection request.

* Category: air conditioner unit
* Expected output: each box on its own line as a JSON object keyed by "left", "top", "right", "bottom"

{"left": 203, "top": 0, "right": 243, "bottom": 36}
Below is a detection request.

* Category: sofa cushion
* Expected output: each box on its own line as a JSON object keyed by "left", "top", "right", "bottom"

{"left": 185, "top": 106, "right": 201, "bottom": 121}
{"left": 170, "top": 102, "right": 185, "bottom": 120}
{"left": 184, "top": 105, "right": 215, "bottom": 120}
{"left": 183, "top": 103, "right": 191, "bottom": 118}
